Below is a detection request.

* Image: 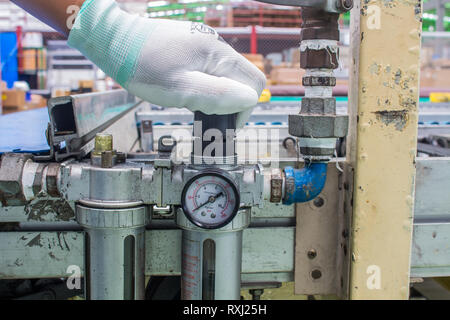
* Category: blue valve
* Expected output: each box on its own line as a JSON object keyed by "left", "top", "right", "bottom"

{"left": 283, "top": 162, "right": 328, "bottom": 205}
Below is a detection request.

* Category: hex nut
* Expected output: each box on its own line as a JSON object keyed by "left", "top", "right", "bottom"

{"left": 288, "top": 114, "right": 349, "bottom": 138}
{"left": 300, "top": 146, "right": 336, "bottom": 157}
{"left": 303, "top": 76, "right": 336, "bottom": 87}
{"left": 101, "top": 151, "right": 114, "bottom": 168}
{"left": 270, "top": 169, "right": 283, "bottom": 203}
{"left": 301, "top": 98, "right": 336, "bottom": 115}
{"left": 0, "top": 153, "right": 33, "bottom": 206}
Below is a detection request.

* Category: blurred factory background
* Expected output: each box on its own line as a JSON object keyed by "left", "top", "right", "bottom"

{"left": 0, "top": 0, "right": 449, "bottom": 114}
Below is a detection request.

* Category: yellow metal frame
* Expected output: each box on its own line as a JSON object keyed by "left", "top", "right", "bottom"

{"left": 347, "top": 0, "right": 423, "bottom": 299}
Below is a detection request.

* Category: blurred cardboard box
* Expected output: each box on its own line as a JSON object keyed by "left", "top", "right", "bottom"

{"left": 269, "top": 67, "right": 305, "bottom": 85}
{"left": 1, "top": 81, "right": 7, "bottom": 91}
{"left": 336, "top": 78, "right": 349, "bottom": 86}
{"left": 79, "top": 80, "right": 94, "bottom": 89}
{"left": 2, "top": 90, "right": 26, "bottom": 108}
{"left": 291, "top": 49, "right": 300, "bottom": 67}
{"left": 52, "top": 89, "right": 71, "bottom": 98}
{"left": 21, "top": 48, "right": 47, "bottom": 72}
{"left": 29, "top": 94, "right": 47, "bottom": 109}
{"left": 2, "top": 94, "right": 47, "bottom": 115}
{"left": 421, "top": 47, "right": 434, "bottom": 68}
{"left": 431, "top": 59, "right": 450, "bottom": 69}
{"left": 420, "top": 67, "right": 450, "bottom": 88}
{"left": 78, "top": 80, "right": 95, "bottom": 93}
{"left": 242, "top": 53, "right": 265, "bottom": 73}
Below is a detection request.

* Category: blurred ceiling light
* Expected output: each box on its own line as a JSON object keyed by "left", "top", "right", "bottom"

{"left": 148, "top": 1, "right": 168, "bottom": 8}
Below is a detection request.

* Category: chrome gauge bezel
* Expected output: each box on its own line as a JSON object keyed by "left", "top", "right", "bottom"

{"left": 181, "top": 169, "right": 240, "bottom": 230}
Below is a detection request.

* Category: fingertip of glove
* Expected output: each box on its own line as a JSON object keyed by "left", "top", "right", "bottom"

{"left": 237, "top": 87, "right": 260, "bottom": 109}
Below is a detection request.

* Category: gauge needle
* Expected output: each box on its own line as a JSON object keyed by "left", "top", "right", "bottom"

{"left": 193, "top": 192, "right": 224, "bottom": 212}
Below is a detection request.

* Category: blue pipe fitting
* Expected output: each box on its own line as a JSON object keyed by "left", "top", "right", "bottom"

{"left": 283, "top": 162, "right": 328, "bottom": 205}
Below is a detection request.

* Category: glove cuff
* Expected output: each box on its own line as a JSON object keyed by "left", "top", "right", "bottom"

{"left": 68, "top": 0, "right": 156, "bottom": 87}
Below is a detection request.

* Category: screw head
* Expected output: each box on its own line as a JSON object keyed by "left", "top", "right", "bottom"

{"left": 313, "top": 197, "right": 325, "bottom": 208}
{"left": 307, "top": 249, "right": 317, "bottom": 259}
{"left": 337, "top": 0, "right": 353, "bottom": 11}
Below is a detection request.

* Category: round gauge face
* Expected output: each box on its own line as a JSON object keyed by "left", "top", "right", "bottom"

{"left": 181, "top": 171, "right": 240, "bottom": 229}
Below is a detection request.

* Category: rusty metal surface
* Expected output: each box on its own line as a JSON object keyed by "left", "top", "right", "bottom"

{"left": 46, "top": 163, "right": 60, "bottom": 198}
{"left": 300, "top": 48, "right": 339, "bottom": 69}
{"left": 300, "top": 7, "right": 341, "bottom": 41}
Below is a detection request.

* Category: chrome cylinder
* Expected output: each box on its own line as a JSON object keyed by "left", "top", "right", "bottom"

{"left": 76, "top": 204, "right": 148, "bottom": 300}
{"left": 177, "top": 208, "right": 250, "bottom": 300}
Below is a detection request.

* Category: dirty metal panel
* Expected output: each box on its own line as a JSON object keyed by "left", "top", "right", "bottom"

{"left": 414, "top": 158, "right": 450, "bottom": 222}
{"left": 0, "top": 228, "right": 295, "bottom": 279}
{"left": 251, "top": 202, "right": 295, "bottom": 218}
{"left": 410, "top": 223, "right": 450, "bottom": 278}
{"left": 242, "top": 227, "right": 295, "bottom": 274}
{"left": 336, "top": 163, "right": 353, "bottom": 299}
{"left": 242, "top": 272, "right": 293, "bottom": 285}
{"left": 0, "top": 198, "right": 76, "bottom": 223}
{"left": 147, "top": 227, "right": 295, "bottom": 276}
{"left": 294, "top": 163, "right": 352, "bottom": 297}
{"left": 1, "top": 224, "right": 449, "bottom": 281}
{"left": 0, "top": 232, "right": 84, "bottom": 279}
{"left": 0, "top": 199, "right": 295, "bottom": 223}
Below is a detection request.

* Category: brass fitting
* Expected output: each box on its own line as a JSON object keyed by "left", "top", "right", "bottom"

{"left": 93, "top": 133, "right": 113, "bottom": 156}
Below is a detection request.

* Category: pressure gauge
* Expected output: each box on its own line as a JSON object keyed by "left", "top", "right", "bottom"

{"left": 181, "top": 170, "right": 240, "bottom": 229}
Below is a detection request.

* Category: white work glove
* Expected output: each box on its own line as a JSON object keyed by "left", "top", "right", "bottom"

{"left": 68, "top": 0, "right": 266, "bottom": 127}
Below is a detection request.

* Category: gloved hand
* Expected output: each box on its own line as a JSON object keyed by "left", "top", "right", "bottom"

{"left": 68, "top": 0, "right": 266, "bottom": 127}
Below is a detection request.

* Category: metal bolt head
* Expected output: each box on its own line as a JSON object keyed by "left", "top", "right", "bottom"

{"left": 313, "top": 197, "right": 325, "bottom": 208}
{"left": 336, "top": 0, "right": 353, "bottom": 12}
{"left": 94, "top": 133, "right": 113, "bottom": 156}
{"left": 288, "top": 114, "right": 349, "bottom": 138}
{"left": 301, "top": 97, "right": 337, "bottom": 115}
{"left": 307, "top": 249, "right": 317, "bottom": 259}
